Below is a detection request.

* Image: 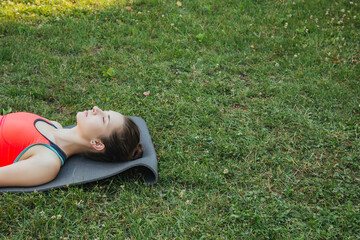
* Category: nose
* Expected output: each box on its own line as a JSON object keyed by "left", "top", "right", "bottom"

{"left": 92, "top": 106, "right": 104, "bottom": 115}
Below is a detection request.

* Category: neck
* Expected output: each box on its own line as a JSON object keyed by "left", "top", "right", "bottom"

{"left": 53, "top": 126, "right": 91, "bottom": 157}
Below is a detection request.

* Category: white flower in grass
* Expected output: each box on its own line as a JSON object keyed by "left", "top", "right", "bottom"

{"left": 275, "top": 62, "right": 280, "bottom": 67}
{"left": 179, "top": 189, "right": 186, "bottom": 198}
{"left": 223, "top": 168, "right": 229, "bottom": 174}
{"left": 284, "top": 22, "right": 288, "bottom": 28}
{"left": 185, "top": 200, "right": 191, "bottom": 205}
{"left": 294, "top": 54, "right": 298, "bottom": 58}
{"left": 75, "top": 200, "right": 83, "bottom": 207}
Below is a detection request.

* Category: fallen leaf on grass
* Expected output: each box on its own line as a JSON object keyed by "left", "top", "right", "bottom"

{"left": 103, "top": 67, "right": 116, "bottom": 79}
{"left": 143, "top": 91, "right": 150, "bottom": 96}
{"left": 125, "top": 6, "right": 132, "bottom": 11}
{"left": 176, "top": 1, "right": 182, "bottom": 7}
{"left": 251, "top": 45, "right": 256, "bottom": 52}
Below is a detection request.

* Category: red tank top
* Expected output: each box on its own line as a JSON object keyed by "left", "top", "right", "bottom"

{"left": 0, "top": 112, "right": 67, "bottom": 167}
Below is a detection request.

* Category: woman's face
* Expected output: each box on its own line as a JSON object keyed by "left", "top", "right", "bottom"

{"left": 76, "top": 106, "right": 125, "bottom": 142}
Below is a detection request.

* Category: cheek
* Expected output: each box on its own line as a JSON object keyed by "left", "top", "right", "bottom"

{"left": 87, "top": 120, "right": 104, "bottom": 134}
{"left": 79, "top": 122, "right": 102, "bottom": 140}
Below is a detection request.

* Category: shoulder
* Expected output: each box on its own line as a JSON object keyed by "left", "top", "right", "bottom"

{"left": 50, "top": 121, "right": 63, "bottom": 129}
{"left": 21, "top": 144, "right": 63, "bottom": 169}
{"left": 37, "top": 149, "right": 62, "bottom": 171}
{"left": 0, "top": 145, "right": 62, "bottom": 187}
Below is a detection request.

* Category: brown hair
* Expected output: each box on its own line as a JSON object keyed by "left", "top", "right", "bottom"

{"left": 84, "top": 116, "right": 143, "bottom": 162}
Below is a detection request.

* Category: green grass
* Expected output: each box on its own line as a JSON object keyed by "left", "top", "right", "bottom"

{"left": 0, "top": 0, "right": 359, "bottom": 238}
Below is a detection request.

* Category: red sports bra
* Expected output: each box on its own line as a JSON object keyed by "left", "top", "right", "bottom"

{"left": 0, "top": 112, "right": 67, "bottom": 167}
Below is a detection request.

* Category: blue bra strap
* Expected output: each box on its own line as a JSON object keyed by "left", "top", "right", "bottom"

{"left": 13, "top": 143, "right": 65, "bottom": 165}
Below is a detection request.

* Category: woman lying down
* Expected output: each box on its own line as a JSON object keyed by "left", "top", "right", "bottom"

{"left": 0, "top": 106, "right": 143, "bottom": 187}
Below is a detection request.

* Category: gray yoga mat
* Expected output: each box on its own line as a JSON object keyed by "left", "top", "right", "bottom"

{"left": 0, "top": 117, "right": 158, "bottom": 193}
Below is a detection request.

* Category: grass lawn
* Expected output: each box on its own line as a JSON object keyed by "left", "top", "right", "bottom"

{"left": 0, "top": 0, "right": 359, "bottom": 238}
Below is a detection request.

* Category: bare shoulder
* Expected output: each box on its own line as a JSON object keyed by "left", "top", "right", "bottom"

{"left": 37, "top": 146, "right": 63, "bottom": 167}
{"left": 0, "top": 145, "right": 62, "bottom": 187}
{"left": 25, "top": 145, "right": 62, "bottom": 177}
{"left": 19, "top": 144, "right": 63, "bottom": 169}
{"left": 51, "top": 121, "right": 63, "bottom": 129}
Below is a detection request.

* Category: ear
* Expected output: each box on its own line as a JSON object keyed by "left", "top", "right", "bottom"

{"left": 90, "top": 140, "right": 105, "bottom": 151}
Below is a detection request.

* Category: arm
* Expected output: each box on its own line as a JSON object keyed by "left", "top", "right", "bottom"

{"left": 0, "top": 151, "right": 61, "bottom": 187}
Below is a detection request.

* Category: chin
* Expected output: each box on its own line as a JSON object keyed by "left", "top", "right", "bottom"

{"left": 76, "top": 112, "right": 83, "bottom": 123}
